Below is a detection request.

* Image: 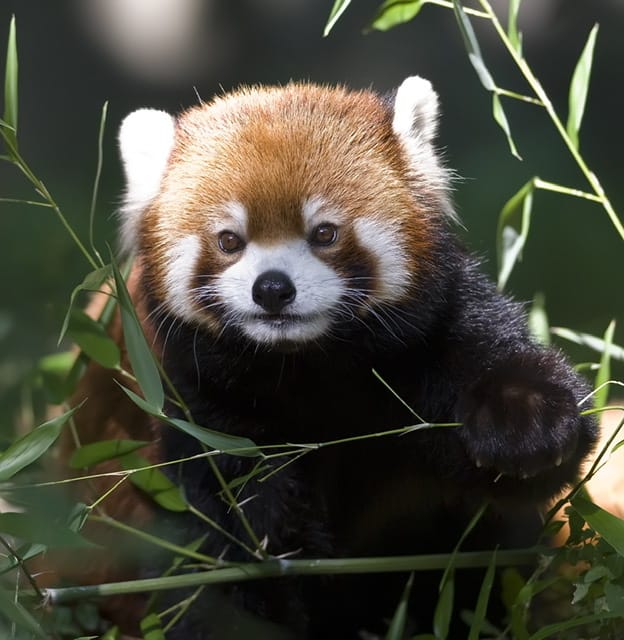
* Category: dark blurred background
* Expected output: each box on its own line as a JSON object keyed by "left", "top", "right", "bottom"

{"left": 0, "top": 0, "right": 622, "bottom": 435}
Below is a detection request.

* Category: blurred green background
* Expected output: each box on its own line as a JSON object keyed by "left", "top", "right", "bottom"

{"left": 0, "top": 0, "right": 622, "bottom": 437}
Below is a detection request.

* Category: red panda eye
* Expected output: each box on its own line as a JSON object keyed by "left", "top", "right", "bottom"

{"left": 310, "top": 223, "right": 338, "bottom": 247}
{"left": 218, "top": 231, "right": 245, "bottom": 253}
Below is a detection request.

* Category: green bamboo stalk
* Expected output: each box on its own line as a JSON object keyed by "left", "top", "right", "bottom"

{"left": 0, "top": 197, "right": 51, "bottom": 207}
{"left": 533, "top": 178, "right": 602, "bottom": 203}
{"left": 45, "top": 548, "right": 538, "bottom": 604}
{"left": 88, "top": 101, "right": 108, "bottom": 267}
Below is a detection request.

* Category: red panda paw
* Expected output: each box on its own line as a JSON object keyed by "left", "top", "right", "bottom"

{"left": 457, "top": 352, "right": 589, "bottom": 480}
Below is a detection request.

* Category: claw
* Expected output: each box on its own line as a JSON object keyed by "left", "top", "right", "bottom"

{"left": 475, "top": 458, "right": 483, "bottom": 468}
{"left": 555, "top": 456, "right": 563, "bottom": 467}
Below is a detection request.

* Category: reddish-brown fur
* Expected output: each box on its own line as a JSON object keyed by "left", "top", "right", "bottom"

{"left": 141, "top": 84, "right": 436, "bottom": 306}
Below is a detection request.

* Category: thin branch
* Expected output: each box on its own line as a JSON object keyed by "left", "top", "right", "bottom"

{"left": 477, "top": 0, "right": 624, "bottom": 240}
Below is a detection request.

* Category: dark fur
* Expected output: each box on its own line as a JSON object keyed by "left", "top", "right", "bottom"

{"left": 138, "top": 225, "right": 597, "bottom": 638}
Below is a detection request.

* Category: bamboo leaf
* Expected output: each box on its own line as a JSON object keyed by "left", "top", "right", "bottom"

{"left": 0, "top": 589, "right": 47, "bottom": 638}
{"left": 453, "top": 1, "right": 521, "bottom": 159}
{"left": 496, "top": 179, "right": 534, "bottom": 290}
{"left": 0, "top": 512, "right": 96, "bottom": 548}
{"left": 467, "top": 550, "right": 497, "bottom": 640}
{"left": 58, "top": 264, "right": 113, "bottom": 344}
{"left": 594, "top": 320, "right": 615, "bottom": 411}
{"left": 324, "top": 0, "right": 352, "bottom": 36}
{"left": 89, "top": 101, "right": 109, "bottom": 264}
{"left": 0, "top": 404, "right": 82, "bottom": 481}
{"left": 507, "top": 0, "right": 522, "bottom": 55}
{"left": 167, "top": 416, "right": 261, "bottom": 457}
{"left": 117, "top": 383, "right": 163, "bottom": 415}
{"left": 452, "top": 0, "right": 496, "bottom": 91}
{"left": 433, "top": 573, "right": 454, "bottom": 639}
{"left": 571, "top": 493, "right": 624, "bottom": 557}
{"left": 69, "top": 439, "right": 150, "bottom": 469}
{"left": 140, "top": 613, "right": 166, "bottom": 640}
{"left": 112, "top": 258, "right": 164, "bottom": 411}
{"left": 528, "top": 293, "right": 550, "bottom": 346}
{"left": 37, "top": 350, "right": 78, "bottom": 404}
{"left": 468, "top": 54, "right": 496, "bottom": 91}
{"left": 0, "top": 543, "right": 46, "bottom": 576}
{"left": 385, "top": 573, "right": 414, "bottom": 640}
{"left": 120, "top": 452, "right": 188, "bottom": 513}
{"left": 119, "top": 385, "right": 261, "bottom": 457}
{"left": 2, "top": 16, "right": 18, "bottom": 150}
{"left": 67, "top": 307, "right": 121, "bottom": 369}
{"left": 371, "top": 0, "right": 428, "bottom": 32}
{"left": 566, "top": 24, "right": 599, "bottom": 151}
{"left": 493, "top": 93, "right": 522, "bottom": 160}
{"left": 551, "top": 327, "right": 624, "bottom": 362}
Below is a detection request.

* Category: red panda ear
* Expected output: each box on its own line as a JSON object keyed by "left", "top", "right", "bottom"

{"left": 391, "top": 77, "right": 456, "bottom": 219}
{"left": 117, "top": 109, "right": 176, "bottom": 253}
{"left": 392, "top": 76, "right": 440, "bottom": 143}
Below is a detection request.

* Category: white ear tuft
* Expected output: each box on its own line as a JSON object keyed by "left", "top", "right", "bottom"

{"left": 392, "top": 76, "right": 439, "bottom": 143}
{"left": 118, "top": 108, "right": 176, "bottom": 252}
{"left": 391, "top": 76, "right": 456, "bottom": 220}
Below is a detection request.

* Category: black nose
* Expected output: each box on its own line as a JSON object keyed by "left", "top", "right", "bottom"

{"left": 252, "top": 270, "right": 296, "bottom": 314}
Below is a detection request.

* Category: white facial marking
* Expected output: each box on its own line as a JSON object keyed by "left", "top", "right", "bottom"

{"left": 213, "top": 201, "right": 248, "bottom": 236}
{"left": 302, "top": 196, "right": 343, "bottom": 230}
{"left": 164, "top": 234, "right": 202, "bottom": 322}
{"left": 354, "top": 218, "right": 410, "bottom": 301}
{"left": 217, "top": 241, "right": 344, "bottom": 344}
{"left": 118, "top": 108, "right": 176, "bottom": 253}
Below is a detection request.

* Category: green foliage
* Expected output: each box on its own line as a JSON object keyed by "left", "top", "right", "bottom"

{"left": 119, "top": 385, "right": 261, "bottom": 455}
{"left": 0, "top": 589, "right": 47, "bottom": 639}
{"left": 370, "top": 0, "right": 429, "bottom": 32}
{"left": 0, "top": 512, "right": 94, "bottom": 549}
{"left": 67, "top": 308, "right": 121, "bottom": 370}
{"left": 572, "top": 494, "right": 624, "bottom": 559}
{"left": 497, "top": 179, "right": 534, "bottom": 290}
{"left": 140, "top": 613, "right": 167, "bottom": 640}
{"left": 323, "top": 0, "right": 352, "bottom": 36}
{"left": 0, "top": 406, "right": 78, "bottom": 481}
{"left": 112, "top": 258, "right": 165, "bottom": 411}
{"left": 433, "top": 575, "right": 454, "bottom": 639}
{"left": 69, "top": 439, "right": 150, "bottom": 469}
{"left": 2, "top": 16, "right": 18, "bottom": 148}
{"left": 567, "top": 25, "right": 599, "bottom": 151}
{"left": 467, "top": 551, "right": 498, "bottom": 639}
{"left": 452, "top": 0, "right": 521, "bottom": 160}
{"left": 2, "top": 3, "right": 624, "bottom": 639}
{"left": 120, "top": 451, "right": 188, "bottom": 513}
{"left": 384, "top": 573, "right": 414, "bottom": 640}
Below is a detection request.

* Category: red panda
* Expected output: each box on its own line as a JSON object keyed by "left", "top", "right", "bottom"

{"left": 62, "top": 77, "right": 598, "bottom": 638}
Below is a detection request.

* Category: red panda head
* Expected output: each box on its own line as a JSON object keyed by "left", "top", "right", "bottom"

{"left": 118, "top": 77, "right": 453, "bottom": 347}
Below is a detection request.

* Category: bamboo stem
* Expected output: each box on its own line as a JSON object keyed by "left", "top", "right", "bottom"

{"left": 46, "top": 548, "right": 538, "bottom": 604}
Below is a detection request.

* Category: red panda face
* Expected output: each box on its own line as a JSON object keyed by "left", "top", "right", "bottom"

{"left": 118, "top": 78, "right": 453, "bottom": 347}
